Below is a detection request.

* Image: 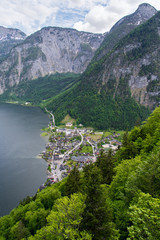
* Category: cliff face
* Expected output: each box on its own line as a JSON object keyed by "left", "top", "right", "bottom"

{"left": 93, "top": 3, "right": 157, "bottom": 62}
{"left": 93, "top": 11, "right": 160, "bottom": 110}
{"left": 81, "top": 4, "right": 160, "bottom": 110}
{"left": 44, "top": 4, "right": 159, "bottom": 130}
{"left": 0, "top": 27, "right": 104, "bottom": 93}
{"left": 0, "top": 26, "right": 26, "bottom": 58}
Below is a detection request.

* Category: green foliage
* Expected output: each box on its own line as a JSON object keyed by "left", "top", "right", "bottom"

{"left": 139, "top": 64, "right": 156, "bottom": 76}
{"left": 127, "top": 192, "right": 160, "bottom": 240}
{"left": 25, "top": 46, "right": 42, "bottom": 62}
{"left": 10, "top": 220, "right": 30, "bottom": 240}
{"left": 0, "top": 72, "right": 80, "bottom": 104}
{"left": 81, "top": 165, "right": 119, "bottom": 240}
{"left": 36, "top": 187, "right": 61, "bottom": 210}
{"left": 109, "top": 157, "right": 142, "bottom": 239}
{"left": 80, "top": 144, "right": 93, "bottom": 154}
{"left": 65, "top": 166, "right": 81, "bottom": 196}
{"left": 0, "top": 181, "right": 63, "bottom": 239}
{"left": 109, "top": 106, "right": 160, "bottom": 238}
{"left": 46, "top": 84, "right": 149, "bottom": 130}
{"left": 43, "top": 12, "right": 160, "bottom": 130}
{"left": 0, "top": 237, "right": 6, "bottom": 240}
{"left": 25, "top": 208, "right": 48, "bottom": 235}
{"left": 2, "top": 106, "right": 160, "bottom": 239}
{"left": 80, "top": 43, "right": 92, "bottom": 53}
{"left": 30, "top": 193, "right": 92, "bottom": 240}
{"left": 96, "top": 150, "right": 115, "bottom": 185}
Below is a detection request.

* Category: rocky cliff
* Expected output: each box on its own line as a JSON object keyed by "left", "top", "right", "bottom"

{"left": 44, "top": 4, "right": 159, "bottom": 130}
{"left": 0, "top": 26, "right": 26, "bottom": 58}
{"left": 81, "top": 4, "right": 159, "bottom": 109}
{"left": 93, "top": 3, "right": 157, "bottom": 62}
{"left": 93, "top": 11, "right": 160, "bottom": 110}
{"left": 0, "top": 27, "right": 104, "bottom": 93}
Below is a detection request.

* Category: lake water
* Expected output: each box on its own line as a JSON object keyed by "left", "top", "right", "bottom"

{"left": 0, "top": 103, "right": 49, "bottom": 216}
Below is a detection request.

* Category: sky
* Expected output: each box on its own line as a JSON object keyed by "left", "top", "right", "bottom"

{"left": 0, "top": 0, "right": 159, "bottom": 35}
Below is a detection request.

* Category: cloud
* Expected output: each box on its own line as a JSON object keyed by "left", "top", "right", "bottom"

{"left": 0, "top": 0, "right": 159, "bottom": 35}
{"left": 73, "top": 0, "right": 160, "bottom": 33}
{"left": 0, "top": 0, "right": 58, "bottom": 34}
{"left": 68, "top": 0, "right": 107, "bottom": 9}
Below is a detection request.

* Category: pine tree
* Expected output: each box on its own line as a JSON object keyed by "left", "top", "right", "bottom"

{"left": 96, "top": 150, "right": 115, "bottom": 185}
{"left": 80, "top": 165, "right": 118, "bottom": 240}
{"left": 65, "top": 166, "right": 80, "bottom": 196}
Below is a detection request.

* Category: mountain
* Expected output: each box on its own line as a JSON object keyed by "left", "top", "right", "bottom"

{"left": 0, "top": 26, "right": 26, "bottom": 59}
{"left": 0, "top": 27, "right": 104, "bottom": 94}
{"left": 87, "top": 10, "right": 160, "bottom": 109}
{"left": 43, "top": 4, "right": 158, "bottom": 130}
{"left": 93, "top": 3, "right": 157, "bottom": 62}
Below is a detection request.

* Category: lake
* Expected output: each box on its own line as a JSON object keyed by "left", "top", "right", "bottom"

{"left": 0, "top": 103, "right": 49, "bottom": 216}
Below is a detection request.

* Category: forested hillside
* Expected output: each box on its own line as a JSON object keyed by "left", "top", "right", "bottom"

{"left": 1, "top": 106, "right": 160, "bottom": 239}
{"left": 1, "top": 4, "right": 159, "bottom": 130}
{"left": 44, "top": 11, "right": 160, "bottom": 130}
{"left": 0, "top": 73, "right": 80, "bottom": 104}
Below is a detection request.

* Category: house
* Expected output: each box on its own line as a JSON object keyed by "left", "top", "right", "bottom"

{"left": 66, "top": 122, "right": 73, "bottom": 127}
{"left": 60, "top": 164, "right": 65, "bottom": 170}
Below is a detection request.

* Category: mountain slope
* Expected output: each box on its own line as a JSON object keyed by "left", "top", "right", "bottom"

{"left": 0, "top": 26, "right": 26, "bottom": 59}
{"left": 44, "top": 4, "right": 159, "bottom": 130}
{"left": 0, "top": 73, "right": 80, "bottom": 104}
{"left": 92, "top": 3, "right": 157, "bottom": 62}
{"left": 0, "top": 27, "right": 104, "bottom": 94}
{"left": 91, "top": 10, "right": 160, "bottom": 109}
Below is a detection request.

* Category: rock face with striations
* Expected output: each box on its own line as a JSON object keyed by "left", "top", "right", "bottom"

{"left": 47, "top": 3, "right": 160, "bottom": 130}
{"left": 0, "top": 27, "right": 104, "bottom": 93}
{"left": 93, "top": 3, "right": 157, "bottom": 62}
{"left": 0, "top": 26, "right": 26, "bottom": 58}
{"left": 85, "top": 6, "right": 160, "bottom": 110}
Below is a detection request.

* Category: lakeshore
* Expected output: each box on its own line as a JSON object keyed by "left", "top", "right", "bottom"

{"left": 39, "top": 110, "right": 123, "bottom": 190}
{"left": 0, "top": 103, "right": 49, "bottom": 216}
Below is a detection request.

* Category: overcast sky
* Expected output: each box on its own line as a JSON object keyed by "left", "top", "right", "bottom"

{"left": 0, "top": 0, "right": 159, "bottom": 35}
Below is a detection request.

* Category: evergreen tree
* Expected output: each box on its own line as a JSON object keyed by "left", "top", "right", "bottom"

{"left": 65, "top": 166, "right": 80, "bottom": 196}
{"left": 10, "top": 220, "right": 30, "bottom": 240}
{"left": 30, "top": 193, "right": 92, "bottom": 240}
{"left": 96, "top": 150, "right": 115, "bottom": 185}
{"left": 80, "top": 165, "right": 119, "bottom": 240}
{"left": 115, "top": 131, "right": 138, "bottom": 162}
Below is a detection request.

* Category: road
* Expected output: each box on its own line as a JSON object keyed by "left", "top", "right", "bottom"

{"left": 44, "top": 111, "right": 96, "bottom": 181}
{"left": 66, "top": 130, "right": 83, "bottom": 156}
{"left": 45, "top": 108, "right": 55, "bottom": 127}
{"left": 50, "top": 129, "right": 84, "bottom": 181}
{"left": 45, "top": 110, "right": 97, "bottom": 180}
{"left": 88, "top": 139, "right": 96, "bottom": 162}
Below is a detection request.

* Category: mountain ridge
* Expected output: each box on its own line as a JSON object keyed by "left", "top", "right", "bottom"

{"left": 0, "top": 27, "right": 104, "bottom": 94}
{"left": 42, "top": 4, "right": 159, "bottom": 130}
{"left": 0, "top": 26, "right": 26, "bottom": 60}
{"left": 0, "top": 3, "right": 159, "bottom": 130}
{"left": 92, "top": 3, "right": 157, "bottom": 63}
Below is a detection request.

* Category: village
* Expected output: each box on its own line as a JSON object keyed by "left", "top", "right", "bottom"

{"left": 39, "top": 111, "right": 122, "bottom": 188}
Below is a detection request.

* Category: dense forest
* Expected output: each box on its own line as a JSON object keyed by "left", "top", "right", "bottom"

{"left": 44, "top": 82, "right": 150, "bottom": 130}
{"left": 42, "top": 12, "right": 160, "bottom": 130}
{"left": 0, "top": 73, "right": 80, "bottom": 104}
{"left": 1, "top": 106, "right": 160, "bottom": 239}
